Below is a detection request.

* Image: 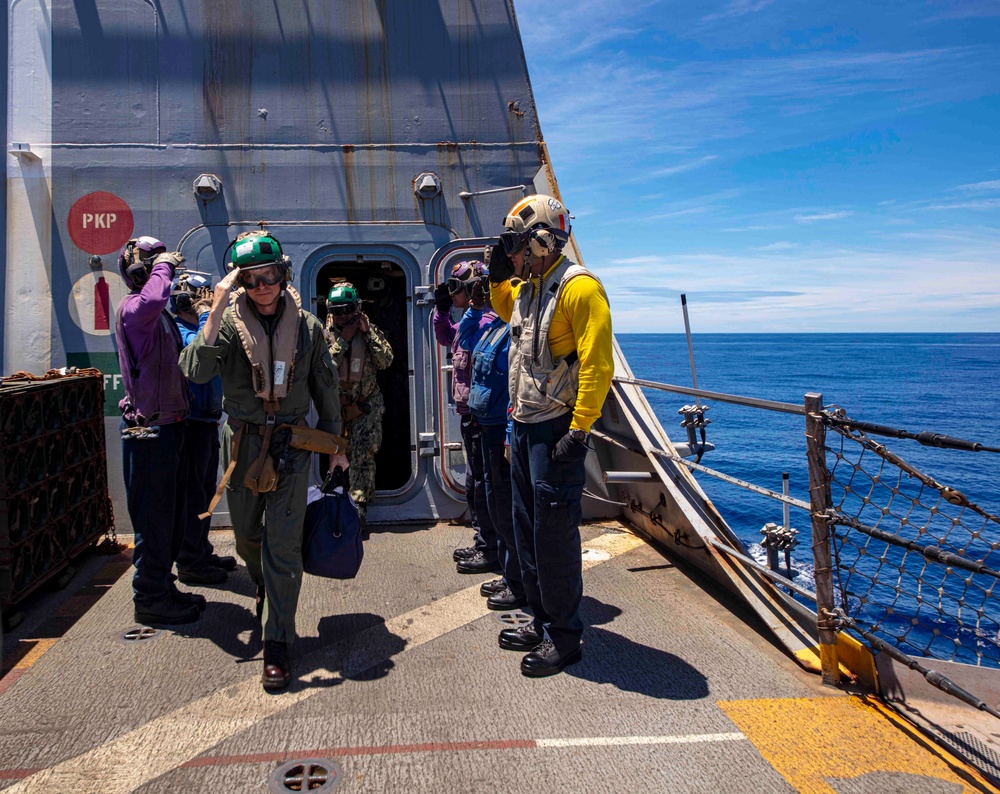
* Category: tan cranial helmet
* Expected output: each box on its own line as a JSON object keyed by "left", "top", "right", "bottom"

{"left": 501, "top": 194, "right": 571, "bottom": 258}
{"left": 504, "top": 194, "right": 571, "bottom": 235}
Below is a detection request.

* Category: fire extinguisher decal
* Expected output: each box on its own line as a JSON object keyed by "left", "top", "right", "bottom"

{"left": 94, "top": 275, "right": 110, "bottom": 331}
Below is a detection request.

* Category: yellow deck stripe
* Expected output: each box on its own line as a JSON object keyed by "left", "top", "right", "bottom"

{"left": 10, "top": 639, "right": 58, "bottom": 672}
{"left": 719, "top": 695, "right": 996, "bottom": 793}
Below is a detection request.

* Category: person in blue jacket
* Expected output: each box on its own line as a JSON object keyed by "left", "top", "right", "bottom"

{"left": 458, "top": 273, "right": 526, "bottom": 612}
{"left": 171, "top": 274, "right": 237, "bottom": 584}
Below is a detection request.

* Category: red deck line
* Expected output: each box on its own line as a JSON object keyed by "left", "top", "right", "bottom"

{"left": 0, "top": 767, "right": 41, "bottom": 780}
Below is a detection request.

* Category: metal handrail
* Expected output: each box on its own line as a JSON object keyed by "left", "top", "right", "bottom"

{"left": 708, "top": 539, "right": 817, "bottom": 602}
{"left": 617, "top": 375, "right": 1000, "bottom": 719}
{"left": 612, "top": 376, "right": 805, "bottom": 415}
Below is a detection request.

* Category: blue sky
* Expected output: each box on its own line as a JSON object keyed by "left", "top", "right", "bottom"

{"left": 512, "top": 0, "right": 1000, "bottom": 333}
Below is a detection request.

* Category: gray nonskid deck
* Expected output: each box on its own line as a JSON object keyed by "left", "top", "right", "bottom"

{"left": 0, "top": 523, "right": 979, "bottom": 793}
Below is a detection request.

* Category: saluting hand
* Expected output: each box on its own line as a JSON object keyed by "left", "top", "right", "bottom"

{"left": 153, "top": 251, "right": 186, "bottom": 274}
{"left": 213, "top": 269, "right": 241, "bottom": 308}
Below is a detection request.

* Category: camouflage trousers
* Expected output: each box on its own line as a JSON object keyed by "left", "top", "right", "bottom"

{"left": 344, "top": 390, "right": 384, "bottom": 505}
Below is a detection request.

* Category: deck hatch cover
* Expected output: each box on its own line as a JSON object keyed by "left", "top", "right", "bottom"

{"left": 495, "top": 610, "right": 532, "bottom": 627}
{"left": 119, "top": 627, "right": 161, "bottom": 644}
{"left": 269, "top": 758, "right": 342, "bottom": 793}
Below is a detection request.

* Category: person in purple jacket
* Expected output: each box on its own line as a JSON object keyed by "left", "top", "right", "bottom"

{"left": 115, "top": 236, "right": 204, "bottom": 626}
{"left": 433, "top": 261, "right": 500, "bottom": 574}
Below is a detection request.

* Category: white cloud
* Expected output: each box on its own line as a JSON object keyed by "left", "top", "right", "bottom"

{"left": 593, "top": 241, "right": 1000, "bottom": 333}
{"left": 645, "top": 193, "right": 744, "bottom": 223}
{"left": 954, "top": 180, "right": 1000, "bottom": 192}
{"left": 528, "top": 39, "right": 992, "bottom": 166}
{"left": 641, "top": 207, "right": 710, "bottom": 221}
{"left": 926, "top": 199, "right": 1000, "bottom": 211}
{"left": 641, "top": 155, "right": 719, "bottom": 180}
{"left": 794, "top": 211, "right": 854, "bottom": 223}
{"left": 701, "top": 0, "right": 777, "bottom": 23}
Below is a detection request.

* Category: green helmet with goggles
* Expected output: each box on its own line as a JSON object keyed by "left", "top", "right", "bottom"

{"left": 227, "top": 231, "right": 293, "bottom": 289}
{"left": 327, "top": 284, "right": 360, "bottom": 317}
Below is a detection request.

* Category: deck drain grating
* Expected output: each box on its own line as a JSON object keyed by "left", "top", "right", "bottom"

{"left": 119, "top": 626, "right": 162, "bottom": 645}
{"left": 495, "top": 609, "right": 533, "bottom": 627}
{"left": 948, "top": 731, "right": 1000, "bottom": 784}
{"left": 269, "top": 758, "right": 342, "bottom": 793}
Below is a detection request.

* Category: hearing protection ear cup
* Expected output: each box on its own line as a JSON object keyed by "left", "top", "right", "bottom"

{"left": 174, "top": 292, "right": 193, "bottom": 313}
{"left": 528, "top": 228, "right": 557, "bottom": 258}
{"left": 126, "top": 261, "right": 150, "bottom": 289}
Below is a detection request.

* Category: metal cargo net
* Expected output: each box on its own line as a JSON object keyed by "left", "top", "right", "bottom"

{"left": 1, "top": 369, "right": 115, "bottom": 609}
{"left": 823, "top": 412, "right": 1000, "bottom": 668}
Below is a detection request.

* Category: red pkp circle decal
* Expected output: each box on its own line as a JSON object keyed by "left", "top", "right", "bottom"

{"left": 68, "top": 192, "right": 134, "bottom": 255}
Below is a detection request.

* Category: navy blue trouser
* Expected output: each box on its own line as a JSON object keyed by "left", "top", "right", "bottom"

{"left": 481, "top": 421, "right": 524, "bottom": 600}
{"left": 510, "top": 413, "right": 585, "bottom": 655}
{"left": 121, "top": 421, "right": 187, "bottom": 605}
{"left": 461, "top": 413, "right": 497, "bottom": 559}
{"left": 176, "top": 418, "right": 219, "bottom": 571}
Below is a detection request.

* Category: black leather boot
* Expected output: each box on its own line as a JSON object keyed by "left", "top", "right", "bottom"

{"left": 456, "top": 551, "right": 502, "bottom": 574}
{"left": 479, "top": 577, "right": 507, "bottom": 597}
{"left": 520, "top": 640, "right": 582, "bottom": 677}
{"left": 498, "top": 624, "right": 544, "bottom": 652}
{"left": 486, "top": 586, "right": 528, "bottom": 611}
{"left": 262, "top": 640, "right": 291, "bottom": 691}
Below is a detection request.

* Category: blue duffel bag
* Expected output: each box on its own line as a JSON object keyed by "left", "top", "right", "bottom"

{"left": 302, "top": 468, "right": 363, "bottom": 579}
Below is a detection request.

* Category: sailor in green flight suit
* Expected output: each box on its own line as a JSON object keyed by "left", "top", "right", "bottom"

{"left": 179, "top": 231, "right": 348, "bottom": 692}
{"left": 324, "top": 283, "right": 393, "bottom": 516}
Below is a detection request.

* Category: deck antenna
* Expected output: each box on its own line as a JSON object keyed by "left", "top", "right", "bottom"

{"left": 678, "top": 294, "right": 710, "bottom": 462}
{"left": 680, "top": 294, "right": 701, "bottom": 409}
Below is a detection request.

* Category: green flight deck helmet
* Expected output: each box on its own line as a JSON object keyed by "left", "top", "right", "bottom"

{"left": 327, "top": 284, "right": 360, "bottom": 316}
{"left": 228, "top": 231, "right": 292, "bottom": 277}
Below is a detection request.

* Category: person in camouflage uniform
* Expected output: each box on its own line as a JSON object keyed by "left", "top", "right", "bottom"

{"left": 324, "top": 283, "right": 393, "bottom": 514}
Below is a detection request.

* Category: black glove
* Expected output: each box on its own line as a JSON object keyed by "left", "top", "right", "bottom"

{"left": 552, "top": 431, "right": 589, "bottom": 462}
{"left": 486, "top": 243, "right": 515, "bottom": 283}
{"left": 470, "top": 279, "right": 486, "bottom": 308}
{"left": 433, "top": 282, "right": 452, "bottom": 313}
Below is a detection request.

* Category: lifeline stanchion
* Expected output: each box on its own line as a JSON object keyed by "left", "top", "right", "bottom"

{"left": 805, "top": 392, "right": 839, "bottom": 686}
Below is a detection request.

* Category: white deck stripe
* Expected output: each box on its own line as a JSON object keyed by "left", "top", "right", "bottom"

{"left": 535, "top": 732, "right": 746, "bottom": 748}
{"left": 5, "top": 531, "right": 643, "bottom": 794}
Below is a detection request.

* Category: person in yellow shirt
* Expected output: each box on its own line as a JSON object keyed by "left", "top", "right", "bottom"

{"left": 487, "top": 194, "right": 613, "bottom": 677}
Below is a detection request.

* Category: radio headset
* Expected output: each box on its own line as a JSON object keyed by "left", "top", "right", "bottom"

{"left": 174, "top": 288, "right": 194, "bottom": 314}
{"left": 527, "top": 227, "right": 557, "bottom": 258}
{"left": 122, "top": 239, "right": 153, "bottom": 289}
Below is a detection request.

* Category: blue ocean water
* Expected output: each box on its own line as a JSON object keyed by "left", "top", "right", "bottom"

{"left": 617, "top": 333, "right": 1000, "bottom": 663}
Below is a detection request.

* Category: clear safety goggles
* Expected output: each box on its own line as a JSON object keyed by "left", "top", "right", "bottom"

{"left": 447, "top": 277, "right": 469, "bottom": 295}
{"left": 238, "top": 265, "right": 283, "bottom": 289}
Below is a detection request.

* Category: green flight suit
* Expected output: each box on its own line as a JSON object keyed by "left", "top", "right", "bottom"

{"left": 327, "top": 322, "right": 393, "bottom": 506}
{"left": 179, "top": 300, "right": 341, "bottom": 644}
